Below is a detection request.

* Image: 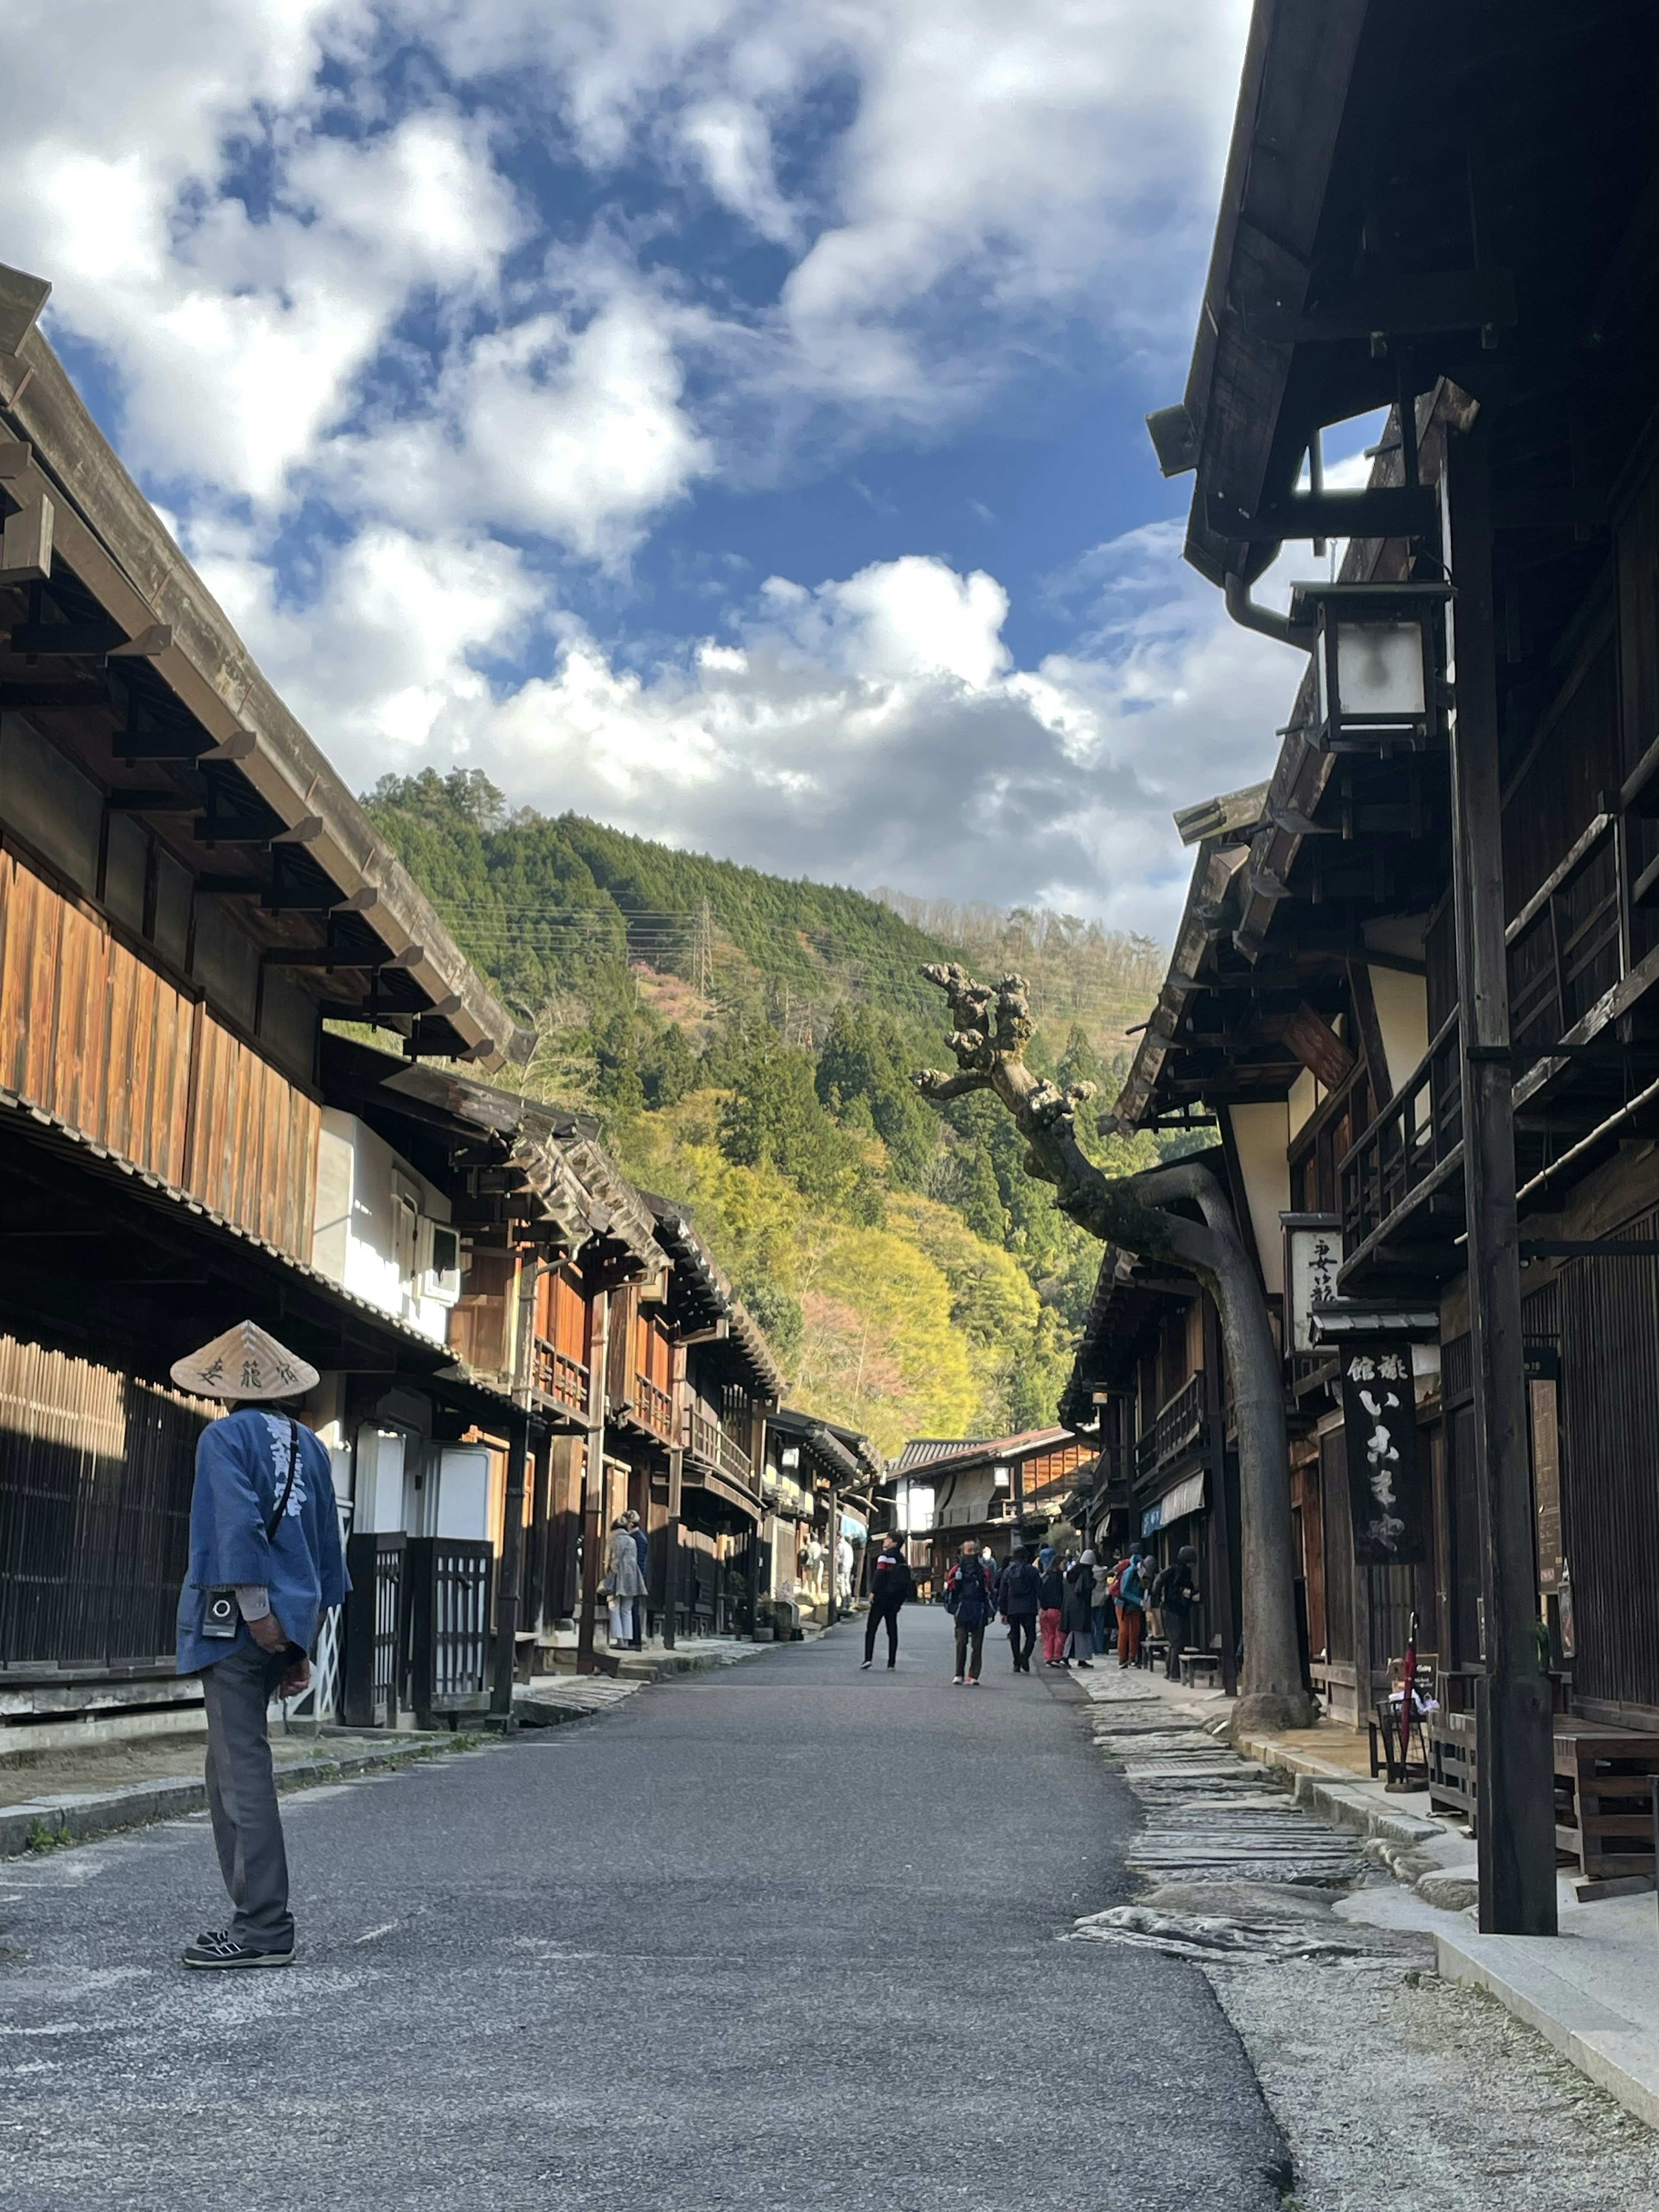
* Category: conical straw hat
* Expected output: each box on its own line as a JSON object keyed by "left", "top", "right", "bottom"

{"left": 171, "top": 1321, "right": 319, "bottom": 1402}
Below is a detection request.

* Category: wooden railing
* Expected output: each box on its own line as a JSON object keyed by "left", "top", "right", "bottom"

{"left": 1339, "top": 1010, "right": 1463, "bottom": 1252}
{"left": 533, "top": 1336, "right": 588, "bottom": 1416}
{"left": 1506, "top": 811, "right": 1623, "bottom": 1069}
{"left": 635, "top": 1371, "right": 676, "bottom": 1443}
{"left": 1134, "top": 1374, "right": 1205, "bottom": 1483}
{"left": 689, "top": 1404, "right": 753, "bottom": 1487}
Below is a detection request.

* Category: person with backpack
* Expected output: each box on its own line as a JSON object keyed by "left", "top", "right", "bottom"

{"left": 944, "top": 1538, "right": 994, "bottom": 1684}
{"left": 1062, "top": 1549, "right": 1096, "bottom": 1670}
{"left": 1157, "top": 1544, "right": 1199, "bottom": 1678}
{"left": 1037, "top": 1552, "right": 1067, "bottom": 1666}
{"left": 997, "top": 1545, "right": 1042, "bottom": 1672}
{"left": 861, "top": 1534, "right": 915, "bottom": 1670}
{"left": 1116, "top": 1548, "right": 1148, "bottom": 1669}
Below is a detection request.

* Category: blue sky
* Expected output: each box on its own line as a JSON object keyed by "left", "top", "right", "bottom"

{"left": 0, "top": 0, "right": 1330, "bottom": 938}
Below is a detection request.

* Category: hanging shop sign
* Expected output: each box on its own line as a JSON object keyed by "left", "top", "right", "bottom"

{"left": 1283, "top": 1214, "right": 1343, "bottom": 1354}
{"left": 1339, "top": 1341, "right": 1426, "bottom": 1564}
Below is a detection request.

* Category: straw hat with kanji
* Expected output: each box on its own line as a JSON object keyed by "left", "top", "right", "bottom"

{"left": 171, "top": 1321, "right": 318, "bottom": 1402}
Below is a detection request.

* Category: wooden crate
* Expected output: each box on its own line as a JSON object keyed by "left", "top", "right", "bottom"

{"left": 1554, "top": 1723, "right": 1659, "bottom": 1884}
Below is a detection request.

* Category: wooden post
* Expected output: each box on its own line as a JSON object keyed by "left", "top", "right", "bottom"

{"left": 826, "top": 1488, "right": 839, "bottom": 1627}
{"left": 490, "top": 1254, "right": 540, "bottom": 1718}
{"left": 1443, "top": 412, "right": 1558, "bottom": 1936}
{"left": 577, "top": 1287, "right": 610, "bottom": 1677}
{"left": 490, "top": 1408, "right": 530, "bottom": 1717}
{"left": 748, "top": 1399, "right": 769, "bottom": 1640}
{"left": 524, "top": 1427, "right": 553, "bottom": 1639}
{"left": 1201, "top": 1293, "right": 1239, "bottom": 1697}
{"left": 661, "top": 1445, "right": 682, "bottom": 1650}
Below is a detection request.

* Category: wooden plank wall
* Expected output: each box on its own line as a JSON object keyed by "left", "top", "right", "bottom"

{"left": 185, "top": 1013, "right": 318, "bottom": 1259}
{"left": 0, "top": 849, "right": 318, "bottom": 1265}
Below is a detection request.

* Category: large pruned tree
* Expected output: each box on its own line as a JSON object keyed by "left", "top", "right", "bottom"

{"left": 913, "top": 962, "right": 1312, "bottom": 1734}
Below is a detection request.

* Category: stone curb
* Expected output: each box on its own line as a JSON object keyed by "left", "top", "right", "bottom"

{"left": 1236, "top": 1731, "right": 1446, "bottom": 1851}
{"left": 0, "top": 1734, "right": 470, "bottom": 1860}
{"left": 1437, "top": 1928, "right": 1659, "bottom": 2133}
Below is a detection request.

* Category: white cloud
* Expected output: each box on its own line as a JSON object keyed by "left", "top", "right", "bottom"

{"left": 214, "top": 532, "right": 1296, "bottom": 937}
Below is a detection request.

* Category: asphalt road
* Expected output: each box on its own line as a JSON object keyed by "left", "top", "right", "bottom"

{"left": 1, "top": 1608, "right": 1288, "bottom": 2212}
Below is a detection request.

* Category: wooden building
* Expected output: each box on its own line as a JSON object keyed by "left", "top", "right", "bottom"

{"left": 1060, "top": 1230, "right": 1241, "bottom": 1690}
{"left": 762, "top": 1408, "right": 881, "bottom": 1627}
{"left": 0, "top": 271, "right": 535, "bottom": 1752}
{"left": 1123, "top": 0, "right": 1659, "bottom": 1913}
{"left": 887, "top": 1429, "right": 1094, "bottom": 1586}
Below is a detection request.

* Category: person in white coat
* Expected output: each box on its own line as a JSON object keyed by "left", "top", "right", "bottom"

{"left": 604, "top": 1516, "right": 646, "bottom": 1646}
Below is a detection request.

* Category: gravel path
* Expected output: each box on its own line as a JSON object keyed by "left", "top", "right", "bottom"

{"left": 1072, "top": 1662, "right": 1659, "bottom": 2206}
{"left": 1210, "top": 1959, "right": 1659, "bottom": 2211}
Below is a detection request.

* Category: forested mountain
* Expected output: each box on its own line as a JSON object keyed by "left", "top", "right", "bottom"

{"left": 362, "top": 768, "right": 1174, "bottom": 1455}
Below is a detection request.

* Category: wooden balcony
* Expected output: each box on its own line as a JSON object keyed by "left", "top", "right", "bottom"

{"left": 688, "top": 1404, "right": 753, "bottom": 1487}
{"left": 533, "top": 1336, "right": 589, "bottom": 1417}
{"left": 1133, "top": 1374, "right": 1205, "bottom": 1485}
{"left": 1338, "top": 1011, "right": 1465, "bottom": 1289}
{"left": 634, "top": 1371, "right": 677, "bottom": 1445}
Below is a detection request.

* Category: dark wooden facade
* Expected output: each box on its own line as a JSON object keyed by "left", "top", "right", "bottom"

{"left": 1115, "top": 0, "right": 1659, "bottom": 1749}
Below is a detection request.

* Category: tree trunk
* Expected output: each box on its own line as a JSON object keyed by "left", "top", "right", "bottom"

{"left": 915, "top": 963, "right": 1312, "bottom": 1736}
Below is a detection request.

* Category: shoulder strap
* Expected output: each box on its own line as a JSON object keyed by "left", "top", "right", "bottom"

{"left": 265, "top": 1419, "right": 301, "bottom": 1541}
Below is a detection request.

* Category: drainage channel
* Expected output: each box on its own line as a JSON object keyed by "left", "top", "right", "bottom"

{"left": 1065, "top": 1675, "right": 1412, "bottom": 1963}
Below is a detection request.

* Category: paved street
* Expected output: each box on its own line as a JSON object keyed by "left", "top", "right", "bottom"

{"left": 1, "top": 1610, "right": 1287, "bottom": 2212}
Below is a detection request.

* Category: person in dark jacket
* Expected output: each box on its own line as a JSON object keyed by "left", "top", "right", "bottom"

{"left": 1062, "top": 1549, "right": 1096, "bottom": 1670}
{"left": 862, "top": 1535, "right": 915, "bottom": 1669}
{"left": 1158, "top": 1544, "right": 1199, "bottom": 1678}
{"left": 997, "top": 1547, "right": 1042, "bottom": 1672}
{"left": 626, "top": 1510, "right": 649, "bottom": 1648}
{"left": 945, "top": 1539, "right": 994, "bottom": 1684}
{"left": 1037, "top": 1556, "right": 1067, "bottom": 1666}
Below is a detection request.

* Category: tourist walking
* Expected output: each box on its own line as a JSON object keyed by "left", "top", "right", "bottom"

{"left": 945, "top": 1538, "right": 995, "bottom": 1684}
{"left": 172, "top": 1321, "right": 346, "bottom": 1970}
{"left": 862, "top": 1534, "right": 914, "bottom": 1669}
{"left": 1091, "top": 1549, "right": 1115, "bottom": 1654}
{"left": 604, "top": 1514, "right": 646, "bottom": 1647}
{"left": 1157, "top": 1545, "right": 1199, "bottom": 1679}
{"left": 1037, "top": 1552, "right": 1067, "bottom": 1666}
{"left": 1062, "top": 1550, "right": 1096, "bottom": 1670}
{"left": 1116, "top": 1548, "right": 1147, "bottom": 1668}
{"left": 997, "top": 1545, "right": 1042, "bottom": 1672}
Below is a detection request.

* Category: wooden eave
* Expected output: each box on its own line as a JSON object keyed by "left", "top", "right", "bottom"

{"left": 0, "top": 318, "right": 528, "bottom": 1068}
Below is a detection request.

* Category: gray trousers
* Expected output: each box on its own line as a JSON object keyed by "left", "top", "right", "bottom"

{"left": 201, "top": 1640, "right": 293, "bottom": 1951}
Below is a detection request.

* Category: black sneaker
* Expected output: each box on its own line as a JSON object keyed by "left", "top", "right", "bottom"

{"left": 181, "top": 1934, "right": 293, "bottom": 1970}
{"left": 860, "top": 1658, "right": 873, "bottom": 1670}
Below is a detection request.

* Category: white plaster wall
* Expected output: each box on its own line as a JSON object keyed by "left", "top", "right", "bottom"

{"left": 1228, "top": 1101, "right": 1293, "bottom": 1293}
{"left": 311, "top": 1108, "right": 453, "bottom": 1343}
{"left": 1286, "top": 1065, "right": 1321, "bottom": 1142}
{"left": 1369, "top": 964, "right": 1430, "bottom": 1093}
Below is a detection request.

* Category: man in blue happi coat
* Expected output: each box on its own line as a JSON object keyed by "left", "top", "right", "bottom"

{"left": 173, "top": 1320, "right": 346, "bottom": 1970}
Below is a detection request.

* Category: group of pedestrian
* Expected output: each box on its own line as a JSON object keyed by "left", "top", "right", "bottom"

{"left": 854, "top": 1530, "right": 1202, "bottom": 1687}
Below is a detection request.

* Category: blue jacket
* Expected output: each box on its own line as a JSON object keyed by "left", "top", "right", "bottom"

{"left": 996, "top": 1559, "right": 1042, "bottom": 1616}
{"left": 176, "top": 1408, "right": 347, "bottom": 1675}
{"left": 1118, "top": 1557, "right": 1147, "bottom": 1609}
{"left": 946, "top": 1558, "right": 995, "bottom": 1627}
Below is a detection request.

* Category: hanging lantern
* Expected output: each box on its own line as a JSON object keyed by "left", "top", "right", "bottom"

{"left": 1290, "top": 579, "right": 1452, "bottom": 753}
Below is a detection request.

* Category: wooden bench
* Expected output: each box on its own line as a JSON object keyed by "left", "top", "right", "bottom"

{"left": 1179, "top": 1650, "right": 1222, "bottom": 1688}
{"left": 1138, "top": 1636, "right": 1170, "bottom": 1672}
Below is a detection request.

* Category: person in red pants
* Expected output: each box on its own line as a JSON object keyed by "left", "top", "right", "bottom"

{"left": 1116, "top": 1548, "right": 1147, "bottom": 1667}
{"left": 1037, "top": 1551, "right": 1066, "bottom": 1665}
